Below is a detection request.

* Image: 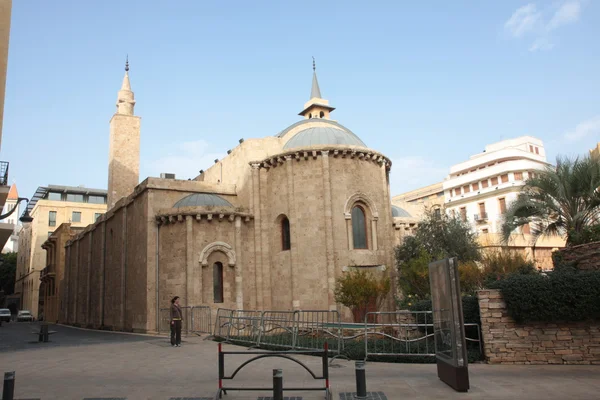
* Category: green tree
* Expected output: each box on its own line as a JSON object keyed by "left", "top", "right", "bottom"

{"left": 395, "top": 207, "right": 481, "bottom": 300}
{"left": 0, "top": 252, "right": 17, "bottom": 295}
{"left": 501, "top": 154, "right": 600, "bottom": 246}
{"left": 334, "top": 269, "right": 390, "bottom": 322}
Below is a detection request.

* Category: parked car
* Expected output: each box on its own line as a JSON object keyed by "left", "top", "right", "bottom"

{"left": 0, "top": 308, "right": 10, "bottom": 323}
{"left": 17, "top": 310, "right": 34, "bottom": 322}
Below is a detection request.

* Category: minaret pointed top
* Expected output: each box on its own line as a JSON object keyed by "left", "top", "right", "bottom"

{"left": 121, "top": 56, "right": 131, "bottom": 91}
{"left": 310, "top": 56, "right": 322, "bottom": 99}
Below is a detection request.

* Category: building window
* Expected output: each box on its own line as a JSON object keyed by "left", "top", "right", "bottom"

{"left": 481, "top": 180, "right": 489, "bottom": 188}
{"left": 482, "top": 228, "right": 488, "bottom": 234}
{"left": 463, "top": 185, "right": 470, "bottom": 194}
{"left": 66, "top": 193, "right": 84, "bottom": 203}
{"left": 529, "top": 145, "right": 534, "bottom": 153}
{"left": 514, "top": 172, "right": 523, "bottom": 180}
{"left": 48, "top": 192, "right": 62, "bottom": 201}
{"left": 88, "top": 195, "right": 105, "bottom": 204}
{"left": 501, "top": 174, "right": 509, "bottom": 183}
{"left": 434, "top": 207, "right": 441, "bottom": 219}
{"left": 213, "top": 262, "right": 224, "bottom": 303}
{"left": 352, "top": 205, "right": 368, "bottom": 249}
{"left": 472, "top": 182, "right": 479, "bottom": 191}
{"left": 94, "top": 213, "right": 102, "bottom": 222}
{"left": 48, "top": 211, "right": 57, "bottom": 227}
{"left": 535, "top": 147, "right": 539, "bottom": 155}
{"left": 454, "top": 188, "right": 461, "bottom": 196}
{"left": 48, "top": 232, "right": 53, "bottom": 238}
{"left": 498, "top": 198, "right": 507, "bottom": 214}
{"left": 319, "top": 111, "right": 324, "bottom": 118}
{"left": 491, "top": 177, "right": 499, "bottom": 185}
{"left": 478, "top": 202, "right": 486, "bottom": 217}
{"left": 281, "top": 217, "right": 291, "bottom": 251}
{"left": 459, "top": 207, "right": 467, "bottom": 222}
{"left": 72, "top": 211, "right": 82, "bottom": 223}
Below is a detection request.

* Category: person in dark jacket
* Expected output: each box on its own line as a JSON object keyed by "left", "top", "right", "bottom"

{"left": 170, "top": 296, "right": 183, "bottom": 347}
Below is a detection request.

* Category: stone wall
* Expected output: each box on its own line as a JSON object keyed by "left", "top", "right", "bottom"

{"left": 478, "top": 289, "right": 600, "bottom": 364}
{"left": 555, "top": 241, "right": 600, "bottom": 271}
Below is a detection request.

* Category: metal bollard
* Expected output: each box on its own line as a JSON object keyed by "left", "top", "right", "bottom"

{"left": 273, "top": 369, "right": 283, "bottom": 400}
{"left": 2, "top": 371, "right": 15, "bottom": 400}
{"left": 355, "top": 361, "right": 367, "bottom": 399}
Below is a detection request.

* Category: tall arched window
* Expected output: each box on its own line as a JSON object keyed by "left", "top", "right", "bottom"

{"left": 281, "top": 217, "right": 291, "bottom": 251}
{"left": 213, "top": 262, "right": 224, "bottom": 303}
{"left": 352, "top": 205, "right": 368, "bottom": 249}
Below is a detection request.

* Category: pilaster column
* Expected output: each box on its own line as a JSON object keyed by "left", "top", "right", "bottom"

{"left": 285, "top": 156, "right": 299, "bottom": 310}
{"left": 371, "top": 219, "right": 378, "bottom": 251}
{"left": 86, "top": 230, "right": 93, "bottom": 326}
{"left": 234, "top": 216, "right": 244, "bottom": 309}
{"left": 251, "top": 163, "right": 263, "bottom": 309}
{"left": 74, "top": 240, "right": 80, "bottom": 324}
{"left": 321, "top": 150, "right": 336, "bottom": 309}
{"left": 64, "top": 245, "right": 71, "bottom": 323}
{"left": 259, "top": 167, "right": 272, "bottom": 309}
{"left": 186, "top": 215, "right": 194, "bottom": 306}
{"left": 100, "top": 223, "right": 106, "bottom": 327}
{"left": 120, "top": 207, "right": 127, "bottom": 330}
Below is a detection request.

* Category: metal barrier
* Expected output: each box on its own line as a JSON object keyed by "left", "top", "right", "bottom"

{"left": 215, "top": 342, "right": 331, "bottom": 400}
{"left": 191, "top": 306, "right": 212, "bottom": 335}
{"left": 222, "top": 310, "right": 262, "bottom": 347}
{"left": 294, "top": 310, "right": 343, "bottom": 355}
{"left": 257, "top": 311, "right": 297, "bottom": 349}
{"left": 363, "top": 311, "right": 483, "bottom": 360}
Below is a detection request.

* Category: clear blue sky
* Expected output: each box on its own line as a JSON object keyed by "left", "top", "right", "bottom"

{"left": 2, "top": 0, "right": 599, "bottom": 202}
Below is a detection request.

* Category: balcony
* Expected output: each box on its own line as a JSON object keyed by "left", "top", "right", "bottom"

{"left": 474, "top": 212, "right": 488, "bottom": 222}
{"left": 0, "top": 161, "right": 8, "bottom": 186}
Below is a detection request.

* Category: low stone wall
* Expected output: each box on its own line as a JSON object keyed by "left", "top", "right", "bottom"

{"left": 478, "top": 289, "right": 600, "bottom": 364}
{"left": 555, "top": 241, "right": 600, "bottom": 271}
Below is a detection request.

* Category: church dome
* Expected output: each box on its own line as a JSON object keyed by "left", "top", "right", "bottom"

{"left": 392, "top": 205, "right": 412, "bottom": 218}
{"left": 279, "top": 119, "right": 367, "bottom": 150}
{"left": 174, "top": 193, "right": 233, "bottom": 208}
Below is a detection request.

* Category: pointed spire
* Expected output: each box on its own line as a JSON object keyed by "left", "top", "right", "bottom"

{"left": 116, "top": 56, "right": 135, "bottom": 115}
{"left": 121, "top": 55, "right": 132, "bottom": 91}
{"left": 310, "top": 56, "right": 322, "bottom": 99}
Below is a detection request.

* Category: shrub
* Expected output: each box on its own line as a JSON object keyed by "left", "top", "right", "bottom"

{"left": 396, "top": 247, "right": 432, "bottom": 302}
{"left": 458, "top": 261, "right": 484, "bottom": 295}
{"left": 481, "top": 249, "right": 537, "bottom": 286}
{"left": 490, "top": 269, "right": 600, "bottom": 323}
{"left": 334, "top": 269, "right": 390, "bottom": 322}
{"left": 567, "top": 224, "right": 600, "bottom": 246}
{"left": 409, "top": 296, "right": 480, "bottom": 325}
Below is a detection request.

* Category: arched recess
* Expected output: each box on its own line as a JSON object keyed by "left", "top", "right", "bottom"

{"left": 199, "top": 241, "right": 236, "bottom": 267}
{"left": 344, "top": 193, "right": 379, "bottom": 251}
{"left": 343, "top": 192, "right": 379, "bottom": 220}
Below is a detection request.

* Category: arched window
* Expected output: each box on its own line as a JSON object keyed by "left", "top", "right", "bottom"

{"left": 213, "top": 262, "right": 223, "bottom": 303}
{"left": 319, "top": 111, "right": 324, "bottom": 118}
{"left": 352, "top": 205, "right": 368, "bottom": 249}
{"left": 281, "top": 217, "right": 291, "bottom": 251}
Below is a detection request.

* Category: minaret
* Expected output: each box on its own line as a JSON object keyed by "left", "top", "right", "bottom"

{"left": 298, "top": 57, "right": 335, "bottom": 119}
{"left": 107, "top": 57, "right": 141, "bottom": 209}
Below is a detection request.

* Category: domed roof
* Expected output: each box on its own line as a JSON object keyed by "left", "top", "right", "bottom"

{"left": 283, "top": 126, "right": 367, "bottom": 150}
{"left": 174, "top": 193, "right": 233, "bottom": 208}
{"left": 392, "top": 205, "right": 412, "bottom": 218}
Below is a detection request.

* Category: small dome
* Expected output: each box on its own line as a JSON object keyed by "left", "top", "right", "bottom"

{"left": 283, "top": 126, "right": 367, "bottom": 150}
{"left": 174, "top": 193, "right": 233, "bottom": 208}
{"left": 392, "top": 205, "right": 412, "bottom": 218}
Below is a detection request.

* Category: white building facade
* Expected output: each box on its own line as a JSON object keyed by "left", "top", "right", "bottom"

{"left": 1, "top": 183, "right": 20, "bottom": 253}
{"left": 443, "top": 136, "right": 548, "bottom": 235}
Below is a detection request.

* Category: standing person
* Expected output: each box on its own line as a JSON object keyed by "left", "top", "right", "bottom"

{"left": 170, "top": 296, "right": 183, "bottom": 347}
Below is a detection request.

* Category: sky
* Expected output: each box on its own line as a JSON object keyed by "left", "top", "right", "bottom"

{"left": 2, "top": 0, "right": 600, "bottom": 203}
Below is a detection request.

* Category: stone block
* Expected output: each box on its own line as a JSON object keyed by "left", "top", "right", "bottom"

{"left": 562, "top": 354, "right": 583, "bottom": 361}
{"left": 554, "top": 349, "right": 573, "bottom": 355}
{"left": 488, "top": 302, "right": 506, "bottom": 309}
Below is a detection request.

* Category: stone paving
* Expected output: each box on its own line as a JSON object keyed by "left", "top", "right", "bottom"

{"left": 0, "top": 323, "right": 599, "bottom": 400}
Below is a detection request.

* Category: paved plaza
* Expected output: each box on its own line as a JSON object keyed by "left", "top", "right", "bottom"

{"left": 0, "top": 322, "right": 599, "bottom": 400}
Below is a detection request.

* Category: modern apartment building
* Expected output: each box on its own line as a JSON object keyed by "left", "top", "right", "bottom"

{"left": 1, "top": 183, "right": 20, "bottom": 252}
{"left": 15, "top": 185, "right": 107, "bottom": 317}
{"left": 392, "top": 136, "right": 565, "bottom": 269}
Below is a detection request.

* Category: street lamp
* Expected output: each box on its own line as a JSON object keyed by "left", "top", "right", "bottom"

{"left": 0, "top": 197, "right": 33, "bottom": 223}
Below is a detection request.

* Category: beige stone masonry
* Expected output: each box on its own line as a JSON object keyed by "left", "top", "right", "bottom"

{"left": 478, "top": 289, "right": 600, "bottom": 365}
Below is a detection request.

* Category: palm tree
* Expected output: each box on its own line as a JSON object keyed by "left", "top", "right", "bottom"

{"left": 501, "top": 154, "right": 600, "bottom": 246}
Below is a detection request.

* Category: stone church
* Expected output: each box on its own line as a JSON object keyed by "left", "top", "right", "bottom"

{"left": 58, "top": 61, "right": 414, "bottom": 333}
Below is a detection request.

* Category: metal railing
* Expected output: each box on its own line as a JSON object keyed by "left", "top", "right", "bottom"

{"left": 213, "top": 308, "right": 483, "bottom": 362}
{"left": 0, "top": 161, "right": 8, "bottom": 186}
{"left": 474, "top": 212, "right": 488, "bottom": 221}
{"left": 158, "top": 305, "right": 212, "bottom": 336}
{"left": 214, "top": 309, "right": 343, "bottom": 356}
